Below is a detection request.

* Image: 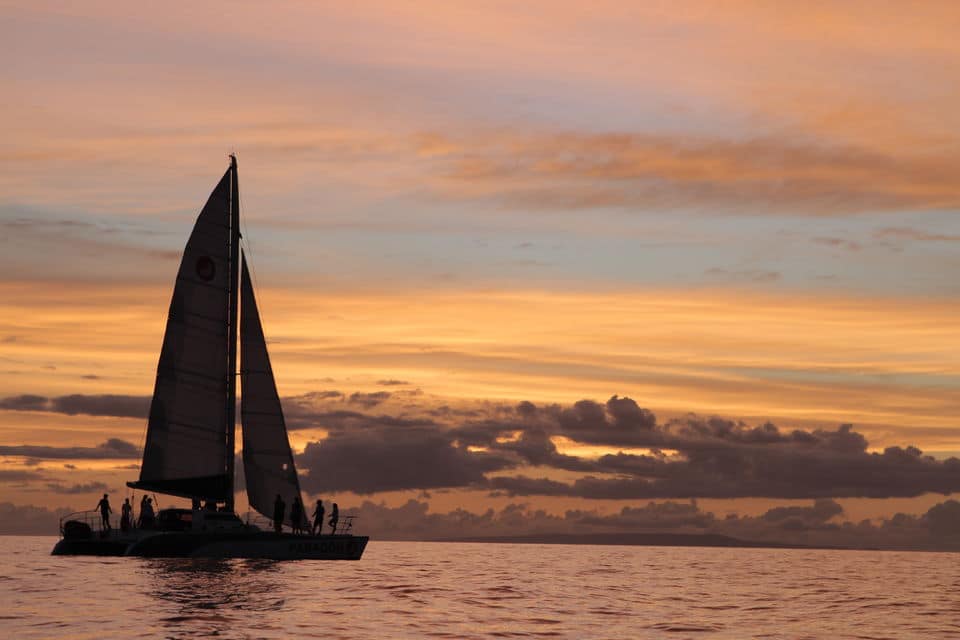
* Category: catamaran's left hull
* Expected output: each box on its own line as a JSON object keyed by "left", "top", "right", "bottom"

{"left": 52, "top": 533, "right": 368, "bottom": 560}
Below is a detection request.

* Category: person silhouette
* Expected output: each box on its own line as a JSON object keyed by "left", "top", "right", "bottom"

{"left": 312, "top": 499, "right": 325, "bottom": 536}
{"left": 138, "top": 497, "right": 155, "bottom": 528}
{"left": 120, "top": 498, "right": 132, "bottom": 532}
{"left": 328, "top": 502, "right": 339, "bottom": 535}
{"left": 96, "top": 494, "right": 112, "bottom": 531}
{"left": 273, "top": 494, "right": 285, "bottom": 533}
{"left": 290, "top": 496, "right": 303, "bottom": 535}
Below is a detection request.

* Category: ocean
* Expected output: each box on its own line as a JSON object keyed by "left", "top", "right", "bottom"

{"left": 1, "top": 536, "right": 956, "bottom": 639}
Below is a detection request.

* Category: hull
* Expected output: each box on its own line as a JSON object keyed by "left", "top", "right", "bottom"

{"left": 52, "top": 531, "right": 368, "bottom": 560}
{"left": 127, "top": 531, "right": 368, "bottom": 559}
{"left": 51, "top": 536, "right": 138, "bottom": 556}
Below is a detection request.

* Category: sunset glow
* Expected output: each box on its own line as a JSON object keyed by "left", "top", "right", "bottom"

{"left": 3, "top": 1, "right": 959, "bottom": 542}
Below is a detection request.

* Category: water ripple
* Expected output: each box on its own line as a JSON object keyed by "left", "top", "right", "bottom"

{"left": 1, "top": 537, "right": 957, "bottom": 639}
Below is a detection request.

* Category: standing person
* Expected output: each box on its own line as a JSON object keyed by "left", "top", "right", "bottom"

{"left": 139, "top": 497, "right": 155, "bottom": 528}
{"left": 312, "top": 500, "right": 325, "bottom": 536}
{"left": 96, "top": 494, "right": 112, "bottom": 531}
{"left": 120, "top": 498, "right": 133, "bottom": 532}
{"left": 273, "top": 494, "right": 285, "bottom": 533}
{"left": 328, "top": 502, "right": 339, "bottom": 536}
{"left": 290, "top": 496, "right": 303, "bottom": 535}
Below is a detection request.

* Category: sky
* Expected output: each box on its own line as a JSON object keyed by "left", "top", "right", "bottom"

{"left": 2, "top": 1, "right": 960, "bottom": 548}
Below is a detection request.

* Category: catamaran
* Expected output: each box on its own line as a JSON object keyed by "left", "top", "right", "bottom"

{"left": 52, "top": 157, "right": 368, "bottom": 559}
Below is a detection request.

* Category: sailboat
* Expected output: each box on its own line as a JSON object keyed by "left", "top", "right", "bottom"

{"left": 52, "top": 157, "right": 368, "bottom": 559}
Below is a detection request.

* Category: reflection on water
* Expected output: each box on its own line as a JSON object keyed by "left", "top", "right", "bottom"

{"left": 144, "top": 559, "right": 286, "bottom": 638}
{"left": 5, "top": 537, "right": 960, "bottom": 640}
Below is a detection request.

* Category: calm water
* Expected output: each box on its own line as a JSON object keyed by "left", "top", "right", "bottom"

{"left": 1, "top": 536, "right": 957, "bottom": 639}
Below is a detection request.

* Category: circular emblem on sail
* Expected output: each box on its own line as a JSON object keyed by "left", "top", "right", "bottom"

{"left": 195, "top": 256, "right": 216, "bottom": 281}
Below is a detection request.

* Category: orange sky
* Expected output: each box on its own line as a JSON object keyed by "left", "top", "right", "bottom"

{"left": 2, "top": 1, "right": 959, "bottom": 529}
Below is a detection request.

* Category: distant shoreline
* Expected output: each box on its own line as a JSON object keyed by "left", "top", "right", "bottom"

{"left": 432, "top": 532, "right": 853, "bottom": 551}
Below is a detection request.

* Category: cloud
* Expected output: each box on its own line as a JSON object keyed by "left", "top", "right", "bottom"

{"left": 874, "top": 227, "right": 960, "bottom": 243}
{"left": 0, "top": 502, "right": 75, "bottom": 535}
{"left": 51, "top": 395, "right": 149, "bottom": 418}
{"left": 298, "top": 425, "right": 514, "bottom": 494}
{"left": 291, "top": 393, "right": 960, "bottom": 500}
{"left": 811, "top": 236, "right": 862, "bottom": 252}
{"left": 925, "top": 500, "right": 960, "bottom": 538}
{"left": 490, "top": 428, "right": 596, "bottom": 472}
{"left": 334, "top": 499, "right": 569, "bottom": 541}
{"left": 10, "top": 388, "right": 958, "bottom": 501}
{"left": 46, "top": 481, "right": 110, "bottom": 495}
{"left": 307, "top": 497, "right": 960, "bottom": 550}
{"left": 428, "top": 131, "right": 960, "bottom": 215}
{"left": 0, "top": 394, "right": 149, "bottom": 419}
{"left": 286, "top": 408, "right": 430, "bottom": 432}
{"left": 578, "top": 500, "right": 715, "bottom": 530}
{"left": 298, "top": 390, "right": 344, "bottom": 401}
{"left": 376, "top": 379, "right": 409, "bottom": 386}
{"left": 0, "top": 469, "right": 47, "bottom": 483}
{"left": 0, "top": 395, "right": 48, "bottom": 411}
{"left": 760, "top": 499, "right": 844, "bottom": 531}
{"left": 488, "top": 421, "right": 960, "bottom": 500}
{"left": 0, "top": 439, "right": 140, "bottom": 460}
{"left": 347, "top": 391, "right": 392, "bottom": 408}
{"left": 705, "top": 267, "right": 782, "bottom": 283}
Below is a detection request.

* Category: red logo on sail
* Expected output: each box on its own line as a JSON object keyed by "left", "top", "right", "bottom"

{"left": 195, "top": 256, "right": 216, "bottom": 281}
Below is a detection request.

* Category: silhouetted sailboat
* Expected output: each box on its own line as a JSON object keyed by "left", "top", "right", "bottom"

{"left": 52, "top": 157, "right": 367, "bottom": 559}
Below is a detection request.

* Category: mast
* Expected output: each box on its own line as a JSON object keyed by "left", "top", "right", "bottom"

{"left": 226, "top": 154, "right": 240, "bottom": 511}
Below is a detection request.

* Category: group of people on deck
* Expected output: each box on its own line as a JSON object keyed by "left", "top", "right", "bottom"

{"left": 97, "top": 492, "right": 341, "bottom": 536}
{"left": 273, "top": 494, "right": 339, "bottom": 536}
{"left": 95, "top": 494, "right": 155, "bottom": 533}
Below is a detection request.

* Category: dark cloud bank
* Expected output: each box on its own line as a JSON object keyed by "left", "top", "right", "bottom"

{"left": 4, "top": 391, "right": 959, "bottom": 500}
{"left": 284, "top": 393, "right": 960, "bottom": 502}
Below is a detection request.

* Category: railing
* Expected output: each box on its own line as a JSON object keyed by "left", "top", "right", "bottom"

{"left": 62, "top": 508, "right": 360, "bottom": 537}
{"left": 333, "top": 515, "right": 356, "bottom": 536}
{"left": 243, "top": 512, "right": 358, "bottom": 536}
{"left": 59, "top": 509, "right": 114, "bottom": 536}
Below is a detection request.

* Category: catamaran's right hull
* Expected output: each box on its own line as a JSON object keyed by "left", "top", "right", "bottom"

{"left": 124, "top": 532, "right": 368, "bottom": 560}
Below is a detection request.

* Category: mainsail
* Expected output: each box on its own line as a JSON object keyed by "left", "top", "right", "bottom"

{"left": 130, "top": 161, "right": 239, "bottom": 501}
{"left": 240, "top": 253, "right": 305, "bottom": 526}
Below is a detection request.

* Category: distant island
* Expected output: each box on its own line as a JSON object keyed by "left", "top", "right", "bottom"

{"left": 436, "top": 532, "right": 847, "bottom": 551}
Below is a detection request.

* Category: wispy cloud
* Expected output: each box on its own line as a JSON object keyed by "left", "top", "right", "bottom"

{"left": 0, "top": 439, "right": 139, "bottom": 460}
{"left": 704, "top": 267, "right": 781, "bottom": 283}
{"left": 0, "top": 394, "right": 148, "bottom": 419}
{"left": 874, "top": 227, "right": 960, "bottom": 243}
{"left": 425, "top": 131, "right": 960, "bottom": 215}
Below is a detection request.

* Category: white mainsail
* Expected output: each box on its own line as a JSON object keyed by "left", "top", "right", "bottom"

{"left": 240, "top": 253, "right": 305, "bottom": 527}
{"left": 131, "top": 166, "right": 236, "bottom": 500}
